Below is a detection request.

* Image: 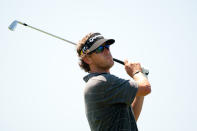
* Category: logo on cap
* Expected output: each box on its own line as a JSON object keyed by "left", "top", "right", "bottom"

{"left": 80, "top": 33, "right": 104, "bottom": 56}
{"left": 88, "top": 35, "right": 102, "bottom": 42}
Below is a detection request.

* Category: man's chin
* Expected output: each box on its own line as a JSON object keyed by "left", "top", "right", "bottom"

{"left": 111, "top": 60, "right": 114, "bottom": 67}
{"left": 106, "top": 60, "right": 114, "bottom": 69}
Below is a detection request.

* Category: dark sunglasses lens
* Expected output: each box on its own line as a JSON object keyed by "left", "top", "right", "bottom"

{"left": 94, "top": 44, "right": 110, "bottom": 54}
{"left": 104, "top": 44, "right": 110, "bottom": 49}
{"left": 95, "top": 46, "right": 104, "bottom": 53}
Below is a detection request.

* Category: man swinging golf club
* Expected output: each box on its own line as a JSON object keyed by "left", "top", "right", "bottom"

{"left": 8, "top": 20, "right": 151, "bottom": 131}
{"left": 77, "top": 33, "right": 151, "bottom": 131}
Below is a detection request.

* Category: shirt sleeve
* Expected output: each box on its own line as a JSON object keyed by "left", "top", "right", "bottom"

{"left": 104, "top": 74, "right": 138, "bottom": 105}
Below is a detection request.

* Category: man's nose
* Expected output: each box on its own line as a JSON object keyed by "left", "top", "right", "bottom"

{"left": 103, "top": 47, "right": 110, "bottom": 54}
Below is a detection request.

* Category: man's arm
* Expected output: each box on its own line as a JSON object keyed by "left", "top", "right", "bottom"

{"left": 131, "top": 72, "right": 150, "bottom": 121}
{"left": 131, "top": 96, "right": 144, "bottom": 121}
{"left": 124, "top": 60, "right": 151, "bottom": 121}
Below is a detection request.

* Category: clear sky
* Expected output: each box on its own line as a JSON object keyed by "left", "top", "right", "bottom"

{"left": 1, "top": 0, "right": 197, "bottom": 130}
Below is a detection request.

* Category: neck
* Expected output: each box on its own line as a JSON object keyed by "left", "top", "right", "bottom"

{"left": 90, "top": 66, "right": 110, "bottom": 74}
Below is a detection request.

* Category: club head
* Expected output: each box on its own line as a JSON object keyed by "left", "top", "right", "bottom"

{"left": 8, "top": 20, "right": 18, "bottom": 31}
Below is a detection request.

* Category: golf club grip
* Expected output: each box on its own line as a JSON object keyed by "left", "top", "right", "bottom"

{"left": 113, "top": 58, "right": 149, "bottom": 75}
{"left": 113, "top": 58, "right": 124, "bottom": 65}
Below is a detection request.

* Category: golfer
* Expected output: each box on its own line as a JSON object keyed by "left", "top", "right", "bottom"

{"left": 77, "top": 33, "right": 151, "bottom": 131}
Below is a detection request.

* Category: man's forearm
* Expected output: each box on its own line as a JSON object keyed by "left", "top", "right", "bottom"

{"left": 131, "top": 96, "right": 144, "bottom": 121}
{"left": 133, "top": 72, "right": 151, "bottom": 96}
{"left": 131, "top": 72, "right": 149, "bottom": 121}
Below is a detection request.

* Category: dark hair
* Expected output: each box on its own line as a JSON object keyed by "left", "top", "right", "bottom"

{"left": 76, "top": 33, "right": 94, "bottom": 72}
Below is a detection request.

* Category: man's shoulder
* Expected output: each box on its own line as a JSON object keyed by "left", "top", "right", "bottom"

{"left": 91, "top": 74, "right": 107, "bottom": 82}
{"left": 83, "top": 73, "right": 116, "bottom": 82}
{"left": 84, "top": 73, "right": 110, "bottom": 87}
{"left": 84, "top": 73, "right": 110, "bottom": 95}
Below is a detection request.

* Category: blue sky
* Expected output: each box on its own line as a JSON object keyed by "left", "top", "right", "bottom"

{"left": 1, "top": 0, "right": 197, "bottom": 130}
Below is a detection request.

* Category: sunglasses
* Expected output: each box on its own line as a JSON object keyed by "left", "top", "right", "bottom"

{"left": 89, "top": 44, "right": 110, "bottom": 54}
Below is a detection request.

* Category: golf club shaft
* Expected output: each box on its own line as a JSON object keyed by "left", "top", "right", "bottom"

{"left": 113, "top": 58, "right": 124, "bottom": 65}
{"left": 16, "top": 21, "right": 126, "bottom": 65}
{"left": 10, "top": 20, "right": 149, "bottom": 75}
{"left": 17, "top": 21, "right": 76, "bottom": 45}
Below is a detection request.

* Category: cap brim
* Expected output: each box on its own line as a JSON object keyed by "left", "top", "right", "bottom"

{"left": 88, "top": 39, "right": 115, "bottom": 53}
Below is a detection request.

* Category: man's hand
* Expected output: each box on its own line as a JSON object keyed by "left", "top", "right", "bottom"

{"left": 124, "top": 60, "right": 142, "bottom": 78}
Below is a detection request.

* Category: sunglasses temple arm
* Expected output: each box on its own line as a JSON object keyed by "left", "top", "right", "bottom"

{"left": 113, "top": 58, "right": 124, "bottom": 65}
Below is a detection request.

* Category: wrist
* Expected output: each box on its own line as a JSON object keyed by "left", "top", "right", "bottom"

{"left": 132, "top": 70, "right": 142, "bottom": 77}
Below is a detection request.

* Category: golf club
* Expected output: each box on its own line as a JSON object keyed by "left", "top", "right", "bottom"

{"left": 8, "top": 20, "right": 149, "bottom": 75}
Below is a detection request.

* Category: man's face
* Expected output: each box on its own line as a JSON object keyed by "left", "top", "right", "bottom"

{"left": 86, "top": 43, "right": 114, "bottom": 71}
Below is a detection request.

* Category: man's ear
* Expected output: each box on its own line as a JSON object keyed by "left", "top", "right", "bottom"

{"left": 82, "top": 56, "right": 92, "bottom": 65}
